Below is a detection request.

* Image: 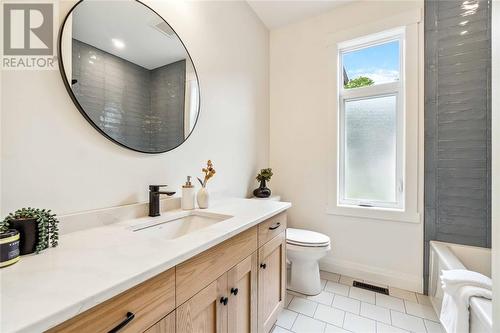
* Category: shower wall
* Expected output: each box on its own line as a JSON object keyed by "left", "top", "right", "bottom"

{"left": 72, "top": 39, "right": 186, "bottom": 152}
{"left": 424, "top": 0, "right": 491, "bottom": 291}
{"left": 72, "top": 39, "right": 151, "bottom": 151}
{"left": 150, "top": 60, "right": 186, "bottom": 150}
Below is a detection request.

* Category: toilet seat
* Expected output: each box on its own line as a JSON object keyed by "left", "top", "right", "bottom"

{"left": 286, "top": 228, "right": 330, "bottom": 248}
{"left": 287, "top": 242, "right": 331, "bottom": 253}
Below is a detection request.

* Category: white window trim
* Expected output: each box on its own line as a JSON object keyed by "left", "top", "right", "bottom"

{"left": 325, "top": 9, "right": 423, "bottom": 224}
{"left": 338, "top": 29, "right": 405, "bottom": 210}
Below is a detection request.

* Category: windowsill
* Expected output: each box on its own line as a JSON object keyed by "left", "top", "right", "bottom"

{"left": 326, "top": 205, "right": 421, "bottom": 223}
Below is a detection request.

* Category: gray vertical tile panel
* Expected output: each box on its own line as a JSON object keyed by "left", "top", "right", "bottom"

{"left": 71, "top": 39, "right": 185, "bottom": 152}
{"left": 72, "top": 39, "right": 152, "bottom": 152}
{"left": 150, "top": 60, "right": 186, "bottom": 151}
{"left": 424, "top": 0, "right": 491, "bottom": 292}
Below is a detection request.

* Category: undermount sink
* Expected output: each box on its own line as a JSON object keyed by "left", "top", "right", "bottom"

{"left": 132, "top": 211, "right": 232, "bottom": 240}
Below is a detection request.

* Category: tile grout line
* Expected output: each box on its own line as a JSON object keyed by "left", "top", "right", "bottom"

{"left": 288, "top": 298, "right": 420, "bottom": 333}
{"left": 312, "top": 301, "right": 319, "bottom": 318}
{"left": 293, "top": 289, "right": 437, "bottom": 323}
{"left": 389, "top": 307, "right": 394, "bottom": 326}
{"left": 299, "top": 303, "right": 437, "bottom": 332}
{"left": 288, "top": 296, "right": 351, "bottom": 331}
{"left": 289, "top": 308, "right": 299, "bottom": 332}
{"left": 293, "top": 273, "right": 443, "bottom": 332}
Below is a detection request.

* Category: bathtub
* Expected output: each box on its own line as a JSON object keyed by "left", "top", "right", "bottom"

{"left": 429, "top": 241, "right": 492, "bottom": 333}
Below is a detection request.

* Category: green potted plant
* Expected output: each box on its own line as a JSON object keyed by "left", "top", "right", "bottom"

{"left": 253, "top": 168, "right": 273, "bottom": 198}
{"left": 0, "top": 208, "right": 59, "bottom": 254}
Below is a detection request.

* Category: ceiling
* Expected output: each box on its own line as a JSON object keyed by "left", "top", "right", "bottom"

{"left": 71, "top": 1, "right": 189, "bottom": 70}
{"left": 247, "top": 1, "right": 352, "bottom": 29}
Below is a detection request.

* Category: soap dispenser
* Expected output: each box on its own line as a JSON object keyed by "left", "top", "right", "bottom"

{"left": 182, "top": 176, "right": 195, "bottom": 210}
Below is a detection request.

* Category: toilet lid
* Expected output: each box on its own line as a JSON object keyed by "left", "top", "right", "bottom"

{"left": 286, "top": 228, "right": 330, "bottom": 247}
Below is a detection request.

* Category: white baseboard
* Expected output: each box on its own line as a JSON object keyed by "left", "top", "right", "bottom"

{"left": 319, "top": 257, "right": 423, "bottom": 293}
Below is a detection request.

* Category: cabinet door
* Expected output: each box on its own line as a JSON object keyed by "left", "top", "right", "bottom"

{"left": 227, "top": 252, "right": 258, "bottom": 333}
{"left": 144, "top": 312, "right": 175, "bottom": 333}
{"left": 257, "top": 232, "right": 286, "bottom": 333}
{"left": 176, "top": 273, "right": 228, "bottom": 333}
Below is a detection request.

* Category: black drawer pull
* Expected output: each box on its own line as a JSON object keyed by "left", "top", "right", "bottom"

{"left": 260, "top": 263, "right": 267, "bottom": 269}
{"left": 230, "top": 287, "right": 239, "bottom": 296}
{"left": 220, "top": 296, "right": 228, "bottom": 305}
{"left": 108, "top": 311, "right": 135, "bottom": 333}
{"left": 268, "top": 222, "right": 281, "bottom": 230}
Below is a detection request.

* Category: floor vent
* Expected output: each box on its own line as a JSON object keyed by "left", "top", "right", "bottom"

{"left": 352, "top": 281, "right": 389, "bottom": 295}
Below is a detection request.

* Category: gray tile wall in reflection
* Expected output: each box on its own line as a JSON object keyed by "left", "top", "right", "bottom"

{"left": 71, "top": 39, "right": 185, "bottom": 152}
{"left": 424, "top": 0, "right": 491, "bottom": 291}
{"left": 151, "top": 60, "right": 186, "bottom": 150}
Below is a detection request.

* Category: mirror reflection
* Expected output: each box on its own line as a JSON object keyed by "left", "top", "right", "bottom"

{"left": 60, "top": 0, "right": 200, "bottom": 153}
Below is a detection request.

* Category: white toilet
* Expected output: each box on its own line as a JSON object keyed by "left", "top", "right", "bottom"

{"left": 286, "top": 228, "right": 331, "bottom": 295}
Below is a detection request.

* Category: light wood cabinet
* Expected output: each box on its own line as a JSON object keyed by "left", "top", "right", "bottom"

{"left": 257, "top": 233, "right": 286, "bottom": 333}
{"left": 177, "top": 252, "right": 259, "bottom": 333}
{"left": 47, "top": 212, "right": 287, "bottom": 333}
{"left": 176, "top": 227, "right": 258, "bottom": 306}
{"left": 47, "top": 268, "right": 175, "bottom": 333}
{"left": 176, "top": 274, "right": 228, "bottom": 333}
{"left": 145, "top": 312, "right": 176, "bottom": 333}
{"left": 227, "top": 252, "right": 258, "bottom": 333}
{"left": 257, "top": 212, "right": 286, "bottom": 247}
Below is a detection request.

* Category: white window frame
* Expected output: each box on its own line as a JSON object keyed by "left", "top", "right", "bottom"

{"left": 325, "top": 9, "right": 422, "bottom": 224}
{"left": 337, "top": 28, "right": 406, "bottom": 211}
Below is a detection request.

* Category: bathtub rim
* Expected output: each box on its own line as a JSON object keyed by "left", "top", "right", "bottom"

{"left": 428, "top": 240, "right": 492, "bottom": 332}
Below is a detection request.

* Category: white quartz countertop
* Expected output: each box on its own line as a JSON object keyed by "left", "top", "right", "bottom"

{"left": 0, "top": 198, "right": 291, "bottom": 333}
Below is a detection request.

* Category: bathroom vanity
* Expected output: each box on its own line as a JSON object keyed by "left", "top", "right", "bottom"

{"left": 0, "top": 198, "right": 290, "bottom": 333}
{"left": 0, "top": 2, "right": 295, "bottom": 331}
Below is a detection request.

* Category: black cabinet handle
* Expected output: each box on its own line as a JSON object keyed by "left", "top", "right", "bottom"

{"left": 220, "top": 296, "right": 228, "bottom": 305}
{"left": 108, "top": 312, "right": 135, "bottom": 333}
{"left": 269, "top": 222, "right": 281, "bottom": 230}
{"left": 260, "top": 263, "right": 267, "bottom": 269}
{"left": 230, "top": 288, "right": 239, "bottom": 296}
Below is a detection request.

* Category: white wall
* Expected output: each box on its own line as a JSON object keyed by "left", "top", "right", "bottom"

{"left": 492, "top": 0, "right": 500, "bottom": 330}
{"left": 0, "top": 1, "right": 269, "bottom": 216}
{"left": 270, "top": 1, "right": 424, "bottom": 291}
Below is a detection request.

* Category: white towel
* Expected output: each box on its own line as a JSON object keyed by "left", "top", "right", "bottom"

{"left": 440, "top": 269, "right": 492, "bottom": 333}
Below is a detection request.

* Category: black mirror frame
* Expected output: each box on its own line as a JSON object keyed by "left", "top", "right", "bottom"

{"left": 57, "top": 0, "right": 201, "bottom": 154}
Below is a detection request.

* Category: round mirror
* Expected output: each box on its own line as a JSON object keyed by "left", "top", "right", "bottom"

{"left": 59, "top": 0, "right": 200, "bottom": 153}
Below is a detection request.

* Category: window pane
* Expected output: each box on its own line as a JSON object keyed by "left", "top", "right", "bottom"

{"left": 342, "top": 40, "right": 399, "bottom": 89}
{"left": 344, "top": 95, "right": 397, "bottom": 203}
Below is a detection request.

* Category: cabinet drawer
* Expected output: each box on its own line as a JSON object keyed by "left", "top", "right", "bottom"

{"left": 258, "top": 212, "right": 286, "bottom": 247}
{"left": 47, "top": 268, "right": 175, "bottom": 333}
{"left": 176, "top": 226, "right": 258, "bottom": 306}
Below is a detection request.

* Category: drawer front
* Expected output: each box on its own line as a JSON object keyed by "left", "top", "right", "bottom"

{"left": 258, "top": 212, "right": 287, "bottom": 247}
{"left": 47, "top": 268, "right": 175, "bottom": 333}
{"left": 176, "top": 226, "right": 258, "bottom": 306}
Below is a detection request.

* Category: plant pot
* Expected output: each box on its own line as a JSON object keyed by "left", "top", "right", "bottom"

{"left": 197, "top": 187, "right": 210, "bottom": 209}
{"left": 253, "top": 179, "right": 271, "bottom": 198}
{"left": 9, "top": 218, "right": 38, "bottom": 255}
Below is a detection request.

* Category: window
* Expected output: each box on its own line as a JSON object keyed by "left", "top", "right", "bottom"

{"left": 338, "top": 28, "right": 405, "bottom": 210}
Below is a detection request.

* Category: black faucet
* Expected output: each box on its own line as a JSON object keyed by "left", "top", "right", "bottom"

{"left": 149, "top": 185, "right": 176, "bottom": 217}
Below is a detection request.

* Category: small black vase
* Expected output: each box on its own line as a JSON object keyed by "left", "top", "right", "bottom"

{"left": 9, "top": 218, "right": 38, "bottom": 255}
{"left": 253, "top": 179, "right": 271, "bottom": 198}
